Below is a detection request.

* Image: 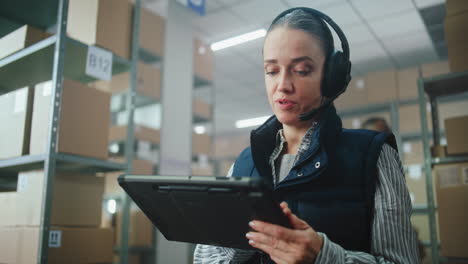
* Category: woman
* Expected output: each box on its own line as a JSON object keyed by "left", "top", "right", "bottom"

{"left": 194, "top": 7, "right": 419, "bottom": 264}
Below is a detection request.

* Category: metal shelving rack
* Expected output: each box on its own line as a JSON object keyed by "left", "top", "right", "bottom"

{"left": 112, "top": 1, "right": 163, "bottom": 263}
{"left": 0, "top": 0, "right": 150, "bottom": 263}
{"left": 418, "top": 70, "right": 468, "bottom": 264}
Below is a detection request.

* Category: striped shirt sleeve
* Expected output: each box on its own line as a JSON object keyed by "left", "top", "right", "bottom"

{"left": 314, "top": 144, "right": 420, "bottom": 263}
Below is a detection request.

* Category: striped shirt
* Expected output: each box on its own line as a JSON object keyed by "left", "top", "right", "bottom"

{"left": 194, "top": 128, "right": 419, "bottom": 264}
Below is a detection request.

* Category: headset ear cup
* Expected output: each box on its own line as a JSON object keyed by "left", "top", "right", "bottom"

{"left": 323, "top": 51, "right": 351, "bottom": 98}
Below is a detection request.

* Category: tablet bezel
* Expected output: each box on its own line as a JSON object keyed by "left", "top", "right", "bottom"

{"left": 118, "top": 175, "right": 291, "bottom": 250}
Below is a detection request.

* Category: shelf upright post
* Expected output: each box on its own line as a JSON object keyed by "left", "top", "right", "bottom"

{"left": 429, "top": 97, "right": 441, "bottom": 146}
{"left": 119, "top": 0, "right": 141, "bottom": 263}
{"left": 37, "top": 0, "right": 69, "bottom": 263}
{"left": 418, "top": 78, "right": 439, "bottom": 264}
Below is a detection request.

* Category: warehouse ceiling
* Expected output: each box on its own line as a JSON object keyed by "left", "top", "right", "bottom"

{"left": 143, "top": 0, "right": 447, "bottom": 136}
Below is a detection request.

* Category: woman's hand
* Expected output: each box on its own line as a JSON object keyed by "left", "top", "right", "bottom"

{"left": 246, "top": 202, "right": 323, "bottom": 264}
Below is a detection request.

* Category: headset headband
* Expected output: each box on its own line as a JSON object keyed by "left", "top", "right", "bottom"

{"left": 270, "top": 7, "right": 350, "bottom": 59}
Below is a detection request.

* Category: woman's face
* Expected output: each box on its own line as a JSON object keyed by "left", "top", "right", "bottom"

{"left": 263, "top": 27, "right": 325, "bottom": 127}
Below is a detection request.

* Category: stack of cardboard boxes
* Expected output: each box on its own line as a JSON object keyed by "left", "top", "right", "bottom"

{"left": 433, "top": 115, "right": 468, "bottom": 259}
{"left": 0, "top": 78, "right": 113, "bottom": 263}
{"left": 192, "top": 38, "right": 215, "bottom": 176}
{"left": 445, "top": 0, "right": 468, "bottom": 72}
{"left": 99, "top": 207, "right": 153, "bottom": 264}
{"left": 0, "top": 171, "right": 113, "bottom": 264}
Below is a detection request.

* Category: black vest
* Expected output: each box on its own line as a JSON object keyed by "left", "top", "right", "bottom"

{"left": 232, "top": 106, "right": 397, "bottom": 263}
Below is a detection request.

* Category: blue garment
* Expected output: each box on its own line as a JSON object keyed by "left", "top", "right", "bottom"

{"left": 232, "top": 106, "right": 397, "bottom": 262}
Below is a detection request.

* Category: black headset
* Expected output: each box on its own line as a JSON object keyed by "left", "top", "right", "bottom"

{"left": 270, "top": 7, "right": 352, "bottom": 121}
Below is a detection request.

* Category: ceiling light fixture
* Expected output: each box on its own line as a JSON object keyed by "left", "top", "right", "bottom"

{"left": 194, "top": 125, "right": 206, "bottom": 134}
{"left": 211, "top": 29, "right": 267, "bottom": 51}
{"left": 235, "top": 115, "right": 270, "bottom": 128}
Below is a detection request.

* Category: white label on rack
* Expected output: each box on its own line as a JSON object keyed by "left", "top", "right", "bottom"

{"left": 17, "top": 174, "right": 28, "bottom": 192}
{"left": 42, "top": 81, "right": 52, "bottom": 97}
{"left": 408, "top": 165, "right": 422, "bottom": 180}
{"left": 403, "top": 143, "right": 412, "bottom": 153}
{"left": 14, "top": 88, "right": 27, "bottom": 113}
{"left": 86, "top": 46, "right": 112, "bottom": 81}
{"left": 438, "top": 167, "right": 459, "bottom": 188}
{"left": 440, "top": 137, "right": 447, "bottom": 145}
{"left": 463, "top": 167, "right": 468, "bottom": 185}
{"left": 49, "top": 230, "right": 62, "bottom": 248}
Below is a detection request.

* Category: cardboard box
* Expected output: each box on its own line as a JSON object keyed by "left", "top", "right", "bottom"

{"left": 431, "top": 145, "right": 447, "bottom": 158}
{"left": 434, "top": 163, "right": 468, "bottom": 258}
{"left": 0, "top": 25, "right": 49, "bottom": 60}
{"left": 397, "top": 67, "right": 420, "bottom": 100}
{"left": 411, "top": 214, "right": 440, "bottom": 244}
{"left": 104, "top": 159, "right": 154, "bottom": 196}
{"left": 399, "top": 104, "right": 433, "bottom": 133}
{"left": 446, "top": 0, "right": 468, "bottom": 16}
{"left": 405, "top": 166, "right": 427, "bottom": 204}
{"left": 214, "top": 134, "right": 250, "bottom": 158}
{"left": 421, "top": 61, "right": 450, "bottom": 78}
{"left": 0, "top": 226, "right": 113, "bottom": 264}
{"left": 30, "top": 80, "right": 110, "bottom": 159}
{"left": 0, "top": 227, "right": 38, "bottom": 264}
{"left": 0, "top": 87, "right": 33, "bottom": 159}
{"left": 109, "top": 125, "right": 160, "bottom": 145}
{"left": 193, "top": 133, "right": 212, "bottom": 155}
{"left": 93, "top": 63, "right": 161, "bottom": 100}
{"left": 49, "top": 227, "right": 114, "bottom": 264}
{"left": 0, "top": 170, "right": 104, "bottom": 227}
{"left": 116, "top": 209, "right": 153, "bottom": 247}
{"left": 445, "top": 12, "right": 468, "bottom": 72}
{"left": 402, "top": 141, "right": 424, "bottom": 165}
{"left": 192, "top": 162, "right": 214, "bottom": 176}
{"left": 67, "top": 0, "right": 132, "bottom": 59}
{"left": 445, "top": 115, "right": 468, "bottom": 155}
{"left": 114, "top": 254, "right": 140, "bottom": 264}
{"left": 130, "top": 159, "right": 154, "bottom": 174}
{"left": 439, "top": 101, "right": 468, "bottom": 130}
{"left": 366, "top": 69, "right": 398, "bottom": 103}
{"left": 194, "top": 38, "right": 214, "bottom": 82}
{"left": 140, "top": 7, "right": 165, "bottom": 57}
{"left": 220, "top": 160, "right": 234, "bottom": 176}
{"left": 334, "top": 76, "right": 368, "bottom": 110}
{"left": 193, "top": 99, "right": 212, "bottom": 121}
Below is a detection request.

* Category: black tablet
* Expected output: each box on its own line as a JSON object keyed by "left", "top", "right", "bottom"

{"left": 118, "top": 175, "right": 291, "bottom": 250}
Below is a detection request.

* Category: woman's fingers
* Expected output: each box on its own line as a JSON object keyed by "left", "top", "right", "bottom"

{"left": 249, "top": 220, "right": 294, "bottom": 241}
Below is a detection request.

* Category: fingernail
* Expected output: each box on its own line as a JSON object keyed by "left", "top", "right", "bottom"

{"left": 249, "top": 240, "right": 255, "bottom": 245}
{"left": 246, "top": 233, "right": 252, "bottom": 238}
{"left": 249, "top": 221, "right": 256, "bottom": 227}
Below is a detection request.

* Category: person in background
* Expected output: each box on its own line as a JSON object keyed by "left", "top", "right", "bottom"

{"left": 194, "top": 7, "right": 419, "bottom": 264}
{"left": 361, "top": 117, "right": 392, "bottom": 133}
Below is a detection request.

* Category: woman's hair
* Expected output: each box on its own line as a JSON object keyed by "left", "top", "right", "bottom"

{"left": 267, "top": 9, "right": 335, "bottom": 61}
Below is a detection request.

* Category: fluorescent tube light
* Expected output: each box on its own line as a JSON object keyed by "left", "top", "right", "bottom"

{"left": 194, "top": 125, "right": 206, "bottom": 134}
{"left": 211, "top": 29, "right": 267, "bottom": 51}
{"left": 235, "top": 115, "right": 270, "bottom": 128}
